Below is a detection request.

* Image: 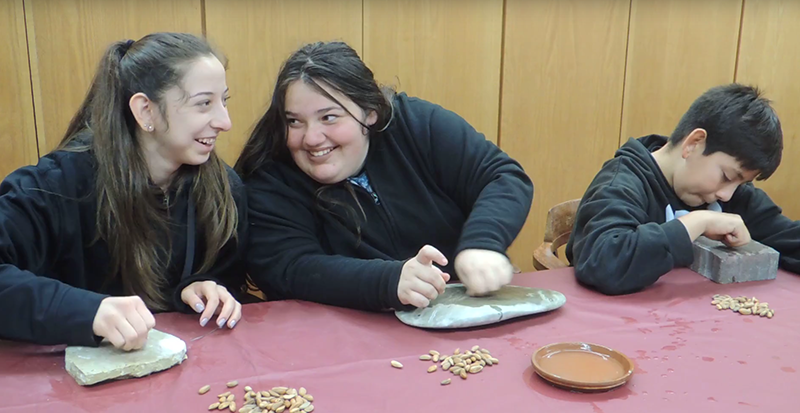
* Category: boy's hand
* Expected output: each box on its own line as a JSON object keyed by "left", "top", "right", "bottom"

{"left": 678, "top": 210, "right": 751, "bottom": 247}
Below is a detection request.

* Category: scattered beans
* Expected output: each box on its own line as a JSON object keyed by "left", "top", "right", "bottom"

{"left": 712, "top": 295, "right": 774, "bottom": 318}
{"left": 202, "top": 384, "right": 315, "bottom": 413}
{"left": 406, "top": 344, "right": 500, "bottom": 385}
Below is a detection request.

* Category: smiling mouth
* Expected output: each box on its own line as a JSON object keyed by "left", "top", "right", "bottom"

{"left": 309, "top": 147, "right": 336, "bottom": 157}
{"left": 196, "top": 138, "right": 216, "bottom": 146}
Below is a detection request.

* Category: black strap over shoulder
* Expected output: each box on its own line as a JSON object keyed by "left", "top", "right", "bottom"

{"left": 181, "top": 194, "right": 196, "bottom": 279}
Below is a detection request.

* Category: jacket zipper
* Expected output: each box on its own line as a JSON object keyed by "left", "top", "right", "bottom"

{"left": 361, "top": 171, "right": 401, "bottom": 256}
{"left": 163, "top": 193, "right": 170, "bottom": 217}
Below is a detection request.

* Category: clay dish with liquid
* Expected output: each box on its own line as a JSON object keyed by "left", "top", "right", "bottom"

{"left": 531, "top": 342, "right": 634, "bottom": 390}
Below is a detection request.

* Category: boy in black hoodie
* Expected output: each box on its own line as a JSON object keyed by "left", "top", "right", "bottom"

{"left": 566, "top": 84, "right": 800, "bottom": 295}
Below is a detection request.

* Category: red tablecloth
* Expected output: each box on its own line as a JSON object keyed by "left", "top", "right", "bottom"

{"left": 1, "top": 268, "right": 798, "bottom": 412}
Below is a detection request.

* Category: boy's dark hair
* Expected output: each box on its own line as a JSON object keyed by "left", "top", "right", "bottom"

{"left": 669, "top": 83, "right": 782, "bottom": 180}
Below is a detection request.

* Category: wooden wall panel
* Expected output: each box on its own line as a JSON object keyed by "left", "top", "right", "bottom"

{"left": 204, "top": 0, "right": 362, "bottom": 164}
{"left": 363, "top": 0, "right": 503, "bottom": 143}
{"left": 24, "top": 0, "right": 202, "bottom": 155}
{"left": 736, "top": 0, "right": 800, "bottom": 220}
{"left": 13, "top": 0, "right": 796, "bottom": 266}
{"left": 620, "top": 0, "right": 743, "bottom": 144}
{"left": 500, "top": 0, "right": 630, "bottom": 271}
{"left": 0, "top": 0, "right": 38, "bottom": 179}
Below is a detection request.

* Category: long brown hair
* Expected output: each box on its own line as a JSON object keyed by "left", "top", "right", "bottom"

{"left": 58, "top": 33, "right": 238, "bottom": 311}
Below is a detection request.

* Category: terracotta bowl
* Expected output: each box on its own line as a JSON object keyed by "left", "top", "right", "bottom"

{"left": 531, "top": 342, "right": 634, "bottom": 390}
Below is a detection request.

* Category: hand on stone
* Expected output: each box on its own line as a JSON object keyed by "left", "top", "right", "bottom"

{"left": 454, "top": 249, "right": 514, "bottom": 296}
{"left": 398, "top": 245, "right": 450, "bottom": 308}
{"left": 679, "top": 210, "right": 751, "bottom": 247}
{"left": 181, "top": 280, "right": 241, "bottom": 329}
{"left": 703, "top": 212, "right": 752, "bottom": 247}
{"left": 92, "top": 296, "right": 156, "bottom": 351}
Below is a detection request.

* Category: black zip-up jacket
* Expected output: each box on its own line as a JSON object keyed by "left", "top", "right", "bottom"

{"left": 0, "top": 146, "right": 247, "bottom": 346}
{"left": 245, "top": 93, "right": 533, "bottom": 310}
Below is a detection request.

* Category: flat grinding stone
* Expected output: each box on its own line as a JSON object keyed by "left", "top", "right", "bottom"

{"left": 65, "top": 329, "right": 186, "bottom": 386}
{"left": 395, "top": 283, "right": 566, "bottom": 329}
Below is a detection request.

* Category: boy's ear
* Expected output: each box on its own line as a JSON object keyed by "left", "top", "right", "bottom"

{"left": 681, "top": 128, "right": 707, "bottom": 159}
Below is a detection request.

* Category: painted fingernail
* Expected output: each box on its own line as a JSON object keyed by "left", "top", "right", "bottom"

{"left": 194, "top": 303, "right": 205, "bottom": 313}
{"left": 200, "top": 318, "right": 209, "bottom": 327}
{"left": 217, "top": 318, "right": 227, "bottom": 327}
{"left": 229, "top": 319, "right": 237, "bottom": 328}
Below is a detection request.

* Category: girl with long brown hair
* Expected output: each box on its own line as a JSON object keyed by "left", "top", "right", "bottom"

{"left": 0, "top": 33, "right": 246, "bottom": 350}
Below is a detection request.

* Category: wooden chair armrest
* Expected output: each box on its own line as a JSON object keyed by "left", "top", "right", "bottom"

{"left": 533, "top": 242, "right": 568, "bottom": 270}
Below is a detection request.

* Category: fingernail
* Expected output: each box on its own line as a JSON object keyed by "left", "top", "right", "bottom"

{"left": 194, "top": 303, "right": 205, "bottom": 313}
{"left": 200, "top": 318, "right": 208, "bottom": 327}
{"left": 229, "top": 319, "right": 237, "bottom": 328}
{"left": 217, "top": 318, "right": 227, "bottom": 328}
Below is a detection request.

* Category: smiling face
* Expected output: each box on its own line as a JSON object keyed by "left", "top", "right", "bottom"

{"left": 283, "top": 80, "right": 377, "bottom": 184}
{"left": 143, "top": 55, "right": 232, "bottom": 169}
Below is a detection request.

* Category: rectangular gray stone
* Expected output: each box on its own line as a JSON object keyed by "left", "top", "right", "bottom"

{"left": 690, "top": 236, "right": 779, "bottom": 284}
{"left": 65, "top": 329, "right": 187, "bottom": 386}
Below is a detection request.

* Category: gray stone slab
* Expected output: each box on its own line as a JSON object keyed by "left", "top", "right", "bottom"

{"left": 65, "top": 329, "right": 187, "bottom": 386}
{"left": 690, "top": 236, "right": 779, "bottom": 284}
{"left": 395, "top": 283, "right": 566, "bottom": 329}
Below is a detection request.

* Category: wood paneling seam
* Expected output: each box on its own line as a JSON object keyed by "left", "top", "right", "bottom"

{"left": 496, "top": 0, "right": 507, "bottom": 149}
{"left": 733, "top": 0, "right": 746, "bottom": 81}
{"left": 21, "top": 0, "right": 39, "bottom": 158}
{"left": 200, "top": 0, "right": 207, "bottom": 37}
{"left": 618, "top": 0, "right": 634, "bottom": 148}
{"left": 22, "top": 0, "right": 46, "bottom": 157}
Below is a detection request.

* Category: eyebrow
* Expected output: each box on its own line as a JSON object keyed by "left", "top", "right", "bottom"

{"left": 725, "top": 167, "right": 745, "bottom": 181}
{"left": 285, "top": 106, "right": 341, "bottom": 116}
{"left": 188, "top": 88, "right": 229, "bottom": 99}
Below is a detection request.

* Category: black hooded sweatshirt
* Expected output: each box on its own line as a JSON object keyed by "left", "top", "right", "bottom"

{"left": 0, "top": 144, "right": 247, "bottom": 346}
{"left": 566, "top": 135, "right": 800, "bottom": 295}
{"left": 245, "top": 93, "right": 533, "bottom": 311}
